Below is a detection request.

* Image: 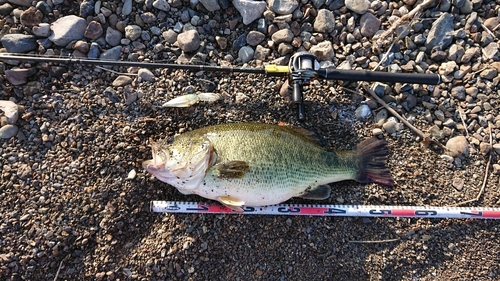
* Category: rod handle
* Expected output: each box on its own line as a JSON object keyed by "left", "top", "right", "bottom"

{"left": 317, "top": 68, "right": 441, "bottom": 85}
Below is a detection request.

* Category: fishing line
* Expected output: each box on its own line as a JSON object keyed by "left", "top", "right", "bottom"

{"left": 151, "top": 201, "right": 500, "bottom": 219}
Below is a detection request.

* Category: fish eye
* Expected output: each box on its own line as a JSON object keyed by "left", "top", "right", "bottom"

{"left": 167, "top": 137, "right": 175, "bottom": 144}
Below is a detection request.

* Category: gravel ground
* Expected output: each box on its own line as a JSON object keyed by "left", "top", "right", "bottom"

{"left": 1, "top": 0, "right": 500, "bottom": 280}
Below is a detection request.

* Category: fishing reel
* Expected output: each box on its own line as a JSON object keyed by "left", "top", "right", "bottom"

{"left": 289, "top": 52, "right": 320, "bottom": 121}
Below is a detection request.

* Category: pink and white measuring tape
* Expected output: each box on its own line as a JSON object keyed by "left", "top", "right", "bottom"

{"left": 151, "top": 201, "right": 500, "bottom": 219}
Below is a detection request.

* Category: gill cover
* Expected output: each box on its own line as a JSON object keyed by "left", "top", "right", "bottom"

{"left": 143, "top": 137, "right": 214, "bottom": 191}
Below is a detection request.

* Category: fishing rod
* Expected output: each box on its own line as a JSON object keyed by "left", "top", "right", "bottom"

{"left": 151, "top": 201, "right": 500, "bottom": 220}
{"left": 0, "top": 52, "right": 441, "bottom": 120}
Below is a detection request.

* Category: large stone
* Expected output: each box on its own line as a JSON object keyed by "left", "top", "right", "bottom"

{"left": 49, "top": 15, "right": 87, "bottom": 46}
{"left": 20, "top": 7, "right": 43, "bottom": 27}
{"left": 125, "top": 25, "right": 142, "bottom": 41}
{"left": 345, "top": 0, "right": 370, "bottom": 14}
{"left": 105, "top": 27, "right": 122, "bottom": 46}
{"left": 7, "top": 0, "right": 30, "bottom": 6}
{"left": 0, "top": 100, "right": 18, "bottom": 124}
{"left": 360, "top": 12, "right": 381, "bottom": 38}
{"left": 445, "top": 135, "right": 469, "bottom": 159}
{"left": 0, "top": 124, "right": 18, "bottom": 139}
{"left": 84, "top": 21, "right": 103, "bottom": 40}
{"left": 153, "top": 0, "right": 170, "bottom": 11}
{"left": 100, "top": 46, "right": 122, "bottom": 60}
{"left": 425, "top": 12, "right": 454, "bottom": 53}
{"left": 233, "top": 0, "right": 266, "bottom": 25}
{"left": 313, "top": 9, "right": 335, "bottom": 33}
{"left": 0, "top": 34, "right": 37, "bottom": 53}
{"left": 268, "top": 0, "right": 299, "bottom": 15}
{"left": 177, "top": 30, "right": 201, "bottom": 52}
{"left": 309, "top": 41, "right": 334, "bottom": 61}
{"left": 238, "top": 46, "right": 254, "bottom": 63}
{"left": 5, "top": 68, "right": 34, "bottom": 85}
{"left": 122, "top": 0, "right": 133, "bottom": 15}
{"left": 199, "top": 0, "right": 220, "bottom": 11}
{"left": 246, "top": 31, "right": 265, "bottom": 46}
{"left": 271, "top": 29, "right": 293, "bottom": 44}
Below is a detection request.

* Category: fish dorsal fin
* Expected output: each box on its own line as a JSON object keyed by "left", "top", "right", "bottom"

{"left": 297, "top": 185, "right": 331, "bottom": 200}
{"left": 283, "top": 125, "right": 321, "bottom": 145}
{"left": 213, "top": 160, "right": 250, "bottom": 179}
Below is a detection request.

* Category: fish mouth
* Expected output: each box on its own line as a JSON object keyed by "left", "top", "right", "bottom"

{"left": 142, "top": 142, "right": 167, "bottom": 172}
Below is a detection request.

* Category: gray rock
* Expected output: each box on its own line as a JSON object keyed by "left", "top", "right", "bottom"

{"left": 177, "top": 30, "right": 201, "bottom": 52}
{"left": 0, "top": 124, "right": 18, "bottom": 139}
{"left": 257, "top": 18, "right": 267, "bottom": 34}
{"left": 105, "top": 27, "right": 122, "bottom": 46}
{"left": 138, "top": 68, "right": 155, "bottom": 82}
{"left": 5, "top": 69, "right": 34, "bottom": 85}
{"left": 153, "top": 0, "right": 170, "bottom": 11}
{"left": 271, "top": 29, "right": 293, "bottom": 44}
{"left": 162, "top": 29, "right": 178, "bottom": 44}
{"left": 0, "top": 34, "right": 37, "bottom": 53}
{"left": 484, "top": 17, "right": 500, "bottom": 31}
{"left": 440, "top": 0, "right": 451, "bottom": 11}
{"left": 360, "top": 12, "right": 381, "bottom": 38}
{"left": 277, "top": 42, "right": 293, "bottom": 56}
{"left": 100, "top": 46, "right": 122, "bottom": 60}
{"left": 246, "top": 31, "right": 265, "bottom": 46}
{"left": 345, "top": 0, "right": 370, "bottom": 14}
{"left": 80, "top": 0, "right": 95, "bottom": 17}
{"left": 0, "top": 3, "right": 14, "bottom": 15}
{"left": 199, "top": 0, "right": 220, "bottom": 11}
{"left": 452, "top": 0, "right": 465, "bottom": 8}
{"left": 382, "top": 120, "right": 397, "bottom": 134}
{"left": 215, "top": 36, "right": 227, "bottom": 49}
{"left": 355, "top": 104, "right": 371, "bottom": 119}
{"left": 236, "top": 92, "right": 249, "bottom": 103}
{"left": 32, "top": 23, "right": 50, "bottom": 37}
{"left": 84, "top": 21, "right": 103, "bottom": 40}
{"left": 253, "top": 45, "right": 271, "bottom": 60}
{"left": 125, "top": 25, "right": 142, "bottom": 41}
{"left": 7, "top": 0, "right": 30, "bottom": 6}
{"left": 425, "top": 13, "right": 454, "bottom": 53}
{"left": 450, "top": 86, "right": 466, "bottom": 100}
{"left": 238, "top": 46, "right": 254, "bottom": 63}
{"left": 20, "top": 7, "right": 43, "bottom": 28}
{"left": 313, "top": 9, "right": 335, "bottom": 33}
{"left": 122, "top": 0, "right": 133, "bottom": 15}
{"left": 49, "top": 15, "right": 87, "bottom": 46}
{"left": 88, "top": 42, "right": 101, "bottom": 58}
{"left": 233, "top": 0, "right": 266, "bottom": 25}
{"left": 446, "top": 135, "right": 469, "bottom": 159}
{"left": 482, "top": 42, "right": 499, "bottom": 60}
{"left": 309, "top": 41, "right": 334, "bottom": 61}
{"left": 0, "top": 100, "right": 18, "bottom": 124}
{"left": 233, "top": 33, "right": 247, "bottom": 51}
{"left": 374, "top": 109, "right": 388, "bottom": 125}
{"left": 493, "top": 143, "right": 500, "bottom": 155}
{"left": 312, "top": 0, "right": 326, "bottom": 8}
{"left": 459, "top": 0, "right": 472, "bottom": 13}
{"left": 112, "top": 76, "right": 133, "bottom": 87}
{"left": 268, "top": 0, "right": 299, "bottom": 15}
{"left": 140, "top": 12, "right": 157, "bottom": 24}
{"left": 329, "top": 0, "right": 345, "bottom": 10}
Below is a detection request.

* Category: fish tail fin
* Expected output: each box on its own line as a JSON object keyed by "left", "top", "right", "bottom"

{"left": 355, "top": 137, "right": 394, "bottom": 187}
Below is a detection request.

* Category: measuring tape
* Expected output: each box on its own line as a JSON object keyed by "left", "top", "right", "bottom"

{"left": 151, "top": 201, "right": 500, "bottom": 219}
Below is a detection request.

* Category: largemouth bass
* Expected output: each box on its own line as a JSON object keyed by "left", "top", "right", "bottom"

{"left": 143, "top": 123, "right": 394, "bottom": 210}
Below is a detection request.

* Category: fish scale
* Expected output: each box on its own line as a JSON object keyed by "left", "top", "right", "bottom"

{"left": 143, "top": 123, "right": 394, "bottom": 209}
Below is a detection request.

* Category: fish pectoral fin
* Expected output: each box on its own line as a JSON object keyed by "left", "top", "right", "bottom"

{"left": 297, "top": 185, "right": 331, "bottom": 200}
{"left": 217, "top": 196, "right": 245, "bottom": 211}
{"left": 214, "top": 161, "right": 250, "bottom": 179}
